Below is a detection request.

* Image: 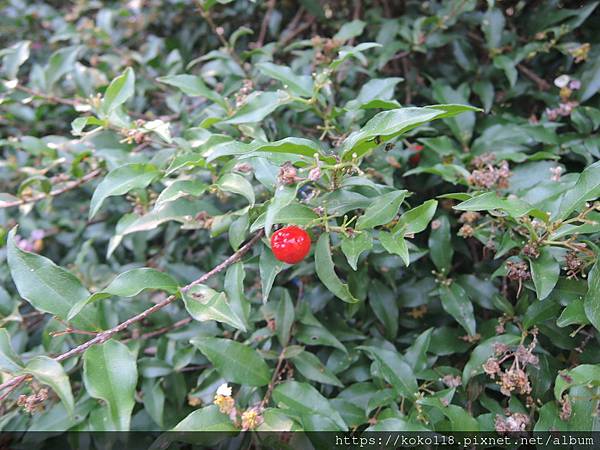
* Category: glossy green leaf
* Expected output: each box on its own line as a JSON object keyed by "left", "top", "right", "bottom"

{"left": 272, "top": 381, "right": 347, "bottom": 430}
{"left": 529, "top": 248, "right": 560, "bottom": 300}
{"left": 259, "top": 245, "right": 285, "bottom": 302}
{"left": 557, "top": 161, "right": 600, "bottom": 220}
{"left": 0, "top": 328, "right": 23, "bottom": 372}
{"left": 340, "top": 232, "right": 372, "bottom": 270}
{"left": 157, "top": 74, "right": 226, "bottom": 107}
{"left": 379, "top": 231, "right": 409, "bottom": 266}
{"left": 290, "top": 351, "right": 343, "bottom": 387}
{"left": 101, "top": 67, "right": 135, "bottom": 115}
{"left": 83, "top": 340, "right": 138, "bottom": 431}
{"left": 358, "top": 346, "right": 418, "bottom": 398}
{"left": 191, "top": 336, "right": 271, "bottom": 386}
{"left": 7, "top": 228, "right": 99, "bottom": 331}
{"left": 584, "top": 262, "right": 600, "bottom": 331}
{"left": 171, "top": 405, "right": 237, "bottom": 431}
{"left": 182, "top": 284, "right": 246, "bottom": 331}
{"left": 428, "top": 215, "right": 453, "bottom": 274}
{"left": 257, "top": 62, "right": 313, "bottom": 97}
{"left": 155, "top": 180, "right": 208, "bottom": 209}
{"left": 315, "top": 233, "right": 358, "bottom": 303}
{"left": 395, "top": 199, "right": 438, "bottom": 235}
{"left": 216, "top": 173, "right": 255, "bottom": 206}
{"left": 356, "top": 190, "right": 406, "bottom": 230}
{"left": 90, "top": 163, "right": 159, "bottom": 219}
{"left": 23, "top": 356, "right": 75, "bottom": 417}
{"left": 341, "top": 104, "right": 481, "bottom": 160}
{"left": 439, "top": 283, "right": 476, "bottom": 336}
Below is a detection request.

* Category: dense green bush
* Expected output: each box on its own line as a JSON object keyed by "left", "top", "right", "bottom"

{"left": 0, "top": 0, "right": 599, "bottom": 440}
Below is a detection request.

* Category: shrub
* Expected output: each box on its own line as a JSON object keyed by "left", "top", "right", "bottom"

{"left": 0, "top": 0, "right": 599, "bottom": 440}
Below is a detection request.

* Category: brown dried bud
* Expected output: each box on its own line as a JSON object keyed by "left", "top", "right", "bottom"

{"left": 277, "top": 162, "right": 299, "bottom": 185}
{"left": 483, "top": 358, "right": 501, "bottom": 378}
{"left": 458, "top": 224, "right": 474, "bottom": 238}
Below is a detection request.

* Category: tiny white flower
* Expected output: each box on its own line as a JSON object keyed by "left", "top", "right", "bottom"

{"left": 554, "top": 74, "right": 570, "bottom": 88}
{"left": 216, "top": 383, "right": 232, "bottom": 397}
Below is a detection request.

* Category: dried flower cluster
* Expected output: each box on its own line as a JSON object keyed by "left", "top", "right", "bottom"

{"left": 17, "top": 388, "right": 49, "bottom": 414}
{"left": 467, "top": 154, "right": 511, "bottom": 190}
{"left": 483, "top": 330, "right": 539, "bottom": 402}
{"left": 495, "top": 411, "right": 530, "bottom": 432}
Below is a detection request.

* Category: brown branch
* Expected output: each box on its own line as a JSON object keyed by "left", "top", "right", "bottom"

{"left": 0, "top": 169, "right": 103, "bottom": 209}
{"left": 0, "top": 230, "right": 265, "bottom": 399}
{"left": 517, "top": 63, "right": 551, "bottom": 91}
{"left": 256, "top": 0, "right": 276, "bottom": 48}
{"left": 278, "top": 13, "right": 315, "bottom": 47}
{"left": 260, "top": 348, "right": 286, "bottom": 409}
{"left": 122, "top": 316, "right": 192, "bottom": 343}
{"left": 14, "top": 84, "right": 85, "bottom": 107}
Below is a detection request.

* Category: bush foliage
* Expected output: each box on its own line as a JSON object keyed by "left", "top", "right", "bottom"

{"left": 1, "top": 0, "right": 599, "bottom": 438}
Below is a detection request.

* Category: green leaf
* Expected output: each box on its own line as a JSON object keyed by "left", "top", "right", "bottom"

{"left": 259, "top": 245, "right": 285, "bottom": 302}
{"left": 89, "top": 163, "right": 159, "bottom": 219}
{"left": 257, "top": 62, "right": 313, "bottom": 97}
{"left": 584, "top": 262, "right": 600, "bottom": 331}
{"left": 119, "top": 198, "right": 219, "bottom": 237}
{"left": 157, "top": 74, "right": 226, "bottom": 108}
{"left": 272, "top": 381, "right": 347, "bottom": 430}
{"left": 224, "top": 262, "right": 250, "bottom": 329}
{"left": 431, "top": 82, "right": 476, "bottom": 145}
{"left": 172, "top": 405, "right": 237, "bottom": 431}
{"left": 204, "top": 137, "right": 331, "bottom": 163}
{"left": 290, "top": 351, "right": 343, "bottom": 387}
{"left": 265, "top": 186, "right": 297, "bottom": 236}
{"left": 250, "top": 202, "right": 318, "bottom": 232}
{"left": 554, "top": 364, "right": 600, "bottom": 399}
{"left": 275, "top": 289, "right": 294, "bottom": 346}
{"left": 529, "top": 248, "right": 560, "bottom": 300}
{"left": 23, "top": 356, "right": 75, "bottom": 417}
{"left": 83, "top": 340, "right": 138, "bottom": 431}
{"left": 439, "top": 283, "right": 476, "bottom": 336}
{"left": 358, "top": 346, "right": 418, "bottom": 398}
{"left": 557, "top": 161, "right": 600, "bottom": 220}
{"left": 182, "top": 284, "right": 246, "bottom": 331}
{"left": 216, "top": 173, "right": 255, "bottom": 206}
{"left": 1, "top": 40, "right": 30, "bottom": 79}
{"left": 101, "top": 67, "right": 135, "bottom": 115}
{"left": 454, "top": 192, "right": 536, "bottom": 218}
{"left": 333, "top": 19, "right": 366, "bottom": 42}
{"left": 142, "top": 379, "right": 165, "bottom": 428}
{"left": 395, "top": 199, "right": 438, "bottom": 235}
{"left": 462, "top": 334, "right": 520, "bottom": 383}
{"left": 356, "top": 190, "right": 406, "bottom": 230}
{"left": 482, "top": 8, "right": 505, "bottom": 49}
{"left": 346, "top": 77, "right": 402, "bottom": 110}
{"left": 315, "top": 233, "right": 358, "bottom": 303}
{"left": 155, "top": 180, "right": 208, "bottom": 209}
{"left": 191, "top": 336, "right": 271, "bottom": 386}
{"left": 44, "top": 46, "right": 81, "bottom": 89}
{"left": 558, "top": 298, "right": 590, "bottom": 327}
{"left": 7, "top": 228, "right": 99, "bottom": 331}
{"left": 369, "top": 280, "right": 399, "bottom": 338}
{"left": 341, "top": 104, "right": 481, "bottom": 160}
{"left": 379, "top": 231, "right": 409, "bottom": 266}
{"left": 0, "top": 328, "right": 23, "bottom": 372}
{"left": 340, "top": 232, "right": 372, "bottom": 270}
{"left": 223, "top": 91, "right": 288, "bottom": 125}
{"left": 428, "top": 215, "right": 453, "bottom": 274}
{"left": 68, "top": 268, "right": 178, "bottom": 320}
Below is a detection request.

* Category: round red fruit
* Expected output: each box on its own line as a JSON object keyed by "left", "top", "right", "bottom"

{"left": 270, "top": 226, "right": 311, "bottom": 264}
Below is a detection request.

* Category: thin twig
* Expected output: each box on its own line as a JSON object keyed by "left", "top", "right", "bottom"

{"left": 0, "top": 169, "right": 102, "bottom": 209}
{"left": 256, "top": 0, "right": 276, "bottom": 48}
{"left": 14, "top": 84, "right": 85, "bottom": 107}
{"left": 260, "top": 348, "right": 286, "bottom": 409}
{"left": 278, "top": 13, "right": 315, "bottom": 47}
{"left": 0, "top": 230, "right": 264, "bottom": 399}
{"left": 517, "top": 63, "right": 551, "bottom": 91}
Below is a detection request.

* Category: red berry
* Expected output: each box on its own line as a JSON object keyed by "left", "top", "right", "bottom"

{"left": 270, "top": 226, "right": 311, "bottom": 264}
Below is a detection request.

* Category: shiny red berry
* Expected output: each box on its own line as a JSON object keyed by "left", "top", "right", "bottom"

{"left": 270, "top": 226, "right": 311, "bottom": 264}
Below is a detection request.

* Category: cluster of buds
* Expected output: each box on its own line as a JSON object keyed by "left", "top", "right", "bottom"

{"left": 559, "top": 394, "right": 572, "bottom": 421}
{"left": 441, "top": 374, "right": 462, "bottom": 388}
{"left": 494, "top": 411, "right": 530, "bottom": 433}
{"left": 545, "top": 75, "right": 580, "bottom": 120}
{"left": 506, "top": 260, "right": 531, "bottom": 282}
{"left": 467, "top": 154, "right": 511, "bottom": 190}
{"left": 483, "top": 330, "right": 539, "bottom": 400}
{"left": 17, "top": 388, "right": 48, "bottom": 414}
{"left": 549, "top": 166, "right": 562, "bottom": 182}
{"left": 564, "top": 251, "right": 585, "bottom": 279}
{"left": 311, "top": 35, "right": 342, "bottom": 64}
{"left": 212, "top": 383, "right": 264, "bottom": 430}
{"left": 277, "top": 162, "right": 300, "bottom": 186}
{"left": 234, "top": 79, "right": 254, "bottom": 108}
{"left": 14, "top": 230, "right": 45, "bottom": 253}
{"left": 522, "top": 242, "right": 540, "bottom": 259}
